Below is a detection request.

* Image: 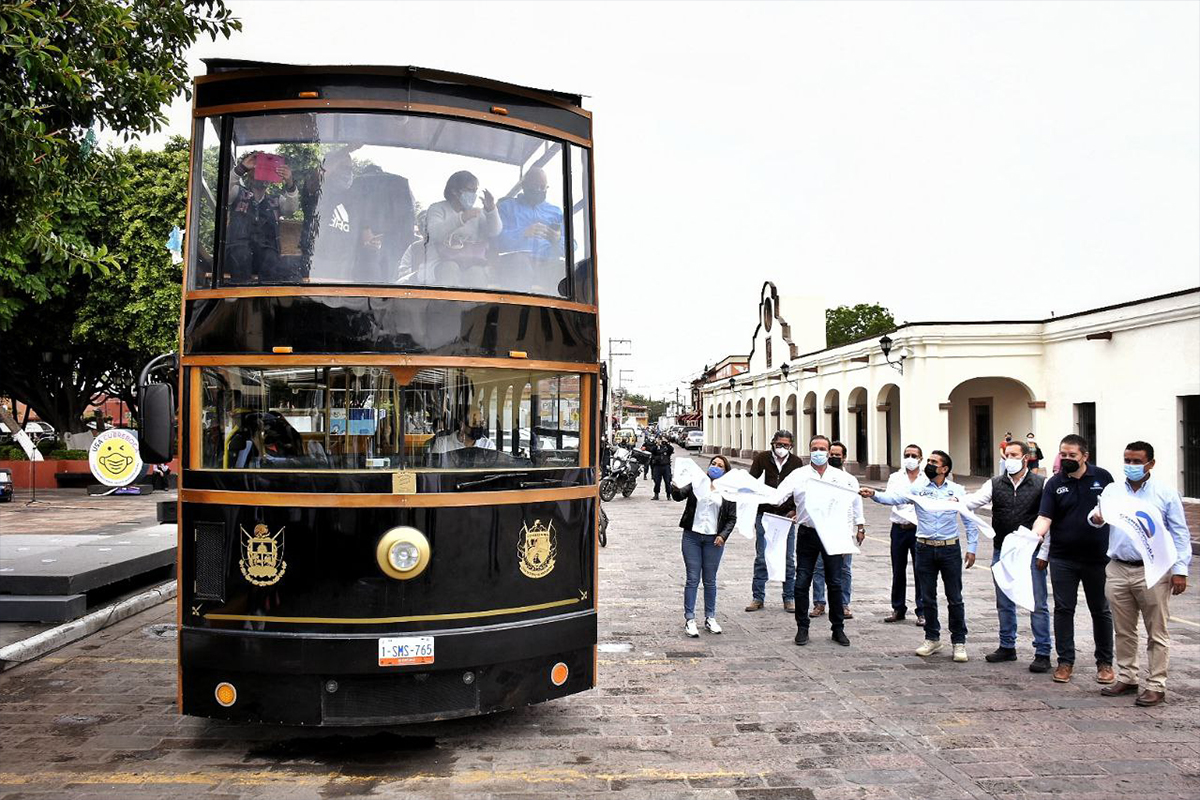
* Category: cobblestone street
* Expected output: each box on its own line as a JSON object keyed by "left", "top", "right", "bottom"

{"left": 1, "top": 462, "right": 1198, "bottom": 799}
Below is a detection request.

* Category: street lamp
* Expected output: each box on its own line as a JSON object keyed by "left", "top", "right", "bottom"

{"left": 879, "top": 334, "right": 905, "bottom": 375}
{"left": 727, "top": 376, "right": 736, "bottom": 393}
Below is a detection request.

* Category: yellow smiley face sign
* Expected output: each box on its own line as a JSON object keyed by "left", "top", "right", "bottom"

{"left": 89, "top": 429, "right": 144, "bottom": 487}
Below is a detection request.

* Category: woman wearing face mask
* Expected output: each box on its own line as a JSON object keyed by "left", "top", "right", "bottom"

{"left": 424, "top": 170, "right": 500, "bottom": 287}
{"left": 669, "top": 456, "right": 738, "bottom": 637}
{"left": 1026, "top": 433, "right": 1044, "bottom": 475}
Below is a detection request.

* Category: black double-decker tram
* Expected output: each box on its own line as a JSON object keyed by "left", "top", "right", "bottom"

{"left": 139, "top": 61, "right": 600, "bottom": 725}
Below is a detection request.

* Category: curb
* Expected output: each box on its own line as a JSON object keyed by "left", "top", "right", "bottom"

{"left": 0, "top": 580, "right": 176, "bottom": 670}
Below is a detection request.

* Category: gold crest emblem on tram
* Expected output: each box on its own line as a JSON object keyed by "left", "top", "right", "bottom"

{"left": 516, "top": 519, "right": 557, "bottom": 579}
{"left": 239, "top": 523, "right": 287, "bottom": 586}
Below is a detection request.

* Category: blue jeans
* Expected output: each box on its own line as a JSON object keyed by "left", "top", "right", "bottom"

{"left": 991, "top": 548, "right": 1051, "bottom": 656}
{"left": 915, "top": 540, "right": 967, "bottom": 644}
{"left": 813, "top": 554, "right": 852, "bottom": 607}
{"left": 752, "top": 512, "right": 795, "bottom": 602}
{"left": 682, "top": 529, "right": 725, "bottom": 620}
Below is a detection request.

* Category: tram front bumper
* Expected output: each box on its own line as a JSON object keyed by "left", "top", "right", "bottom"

{"left": 180, "top": 611, "right": 596, "bottom": 725}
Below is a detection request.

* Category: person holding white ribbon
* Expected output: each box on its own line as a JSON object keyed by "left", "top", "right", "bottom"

{"left": 786, "top": 435, "right": 856, "bottom": 648}
{"left": 961, "top": 439, "right": 1051, "bottom": 672}
{"left": 669, "top": 456, "right": 738, "bottom": 638}
{"left": 861, "top": 450, "right": 980, "bottom": 663}
{"left": 1089, "top": 441, "right": 1191, "bottom": 707}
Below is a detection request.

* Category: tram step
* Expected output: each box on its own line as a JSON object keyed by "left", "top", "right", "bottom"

{"left": 322, "top": 672, "right": 479, "bottom": 724}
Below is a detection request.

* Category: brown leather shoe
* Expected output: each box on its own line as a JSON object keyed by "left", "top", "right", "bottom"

{"left": 884, "top": 611, "right": 905, "bottom": 623}
{"left": 744, "top": 600, "right": 764, "bottom": 612}
{"left": 1052, "top": 663, "right": 1073, "bottom": 683}
{"left": 842, "top": 605, "right": 854, "bottom": 619}
{"left": 1096, "top": 664, "right": 1115, "bottom": 684}
{"left": 1135, "top": 689, "right": 1166, "bottom": 707}
{"left": 1100, "top": 681, "right": 1138, "bottom": 697}
{"left": 809, "top": 603, "right": 825, "bottom": 618}
{"left": 783, "top": 600, "right": 796, "bottom": 613}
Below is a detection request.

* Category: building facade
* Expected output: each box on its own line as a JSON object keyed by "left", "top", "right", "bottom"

{"left": 700, "top": 283, "right": 1200, "bottom": 500}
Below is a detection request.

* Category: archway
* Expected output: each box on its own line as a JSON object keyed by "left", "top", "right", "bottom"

{"left": 847, "top": 386, "right": 869, "bottom": 467}
{"left": 823, "top": 389, "right": 841, "bottom": 444}
{"left": 802, "top": 391, "right": 817, "bottom": 447}
{"left": 729, "top": 398, "right": 739, "bottom": 450}
{"left": 947, "top": 377, "right": 1035, "bottom": 478}
{"left": 875, "top": 383, "right": 901, "bottom": 470}
{"left": 756, "top": 397, "right": 767, "bottom": 452}
{"left": 724, "top": 401, "right": 733, "bottom": 451}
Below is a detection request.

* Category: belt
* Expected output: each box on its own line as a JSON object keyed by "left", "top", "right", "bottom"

{"left": 894, "top": 522, "right": 916, "bottom": 531}
{"left": 1113, "top": 558, "right": 1144, "bottom": 567}
{"left": 917, "top": 537, "right": 959, "bottom": 547}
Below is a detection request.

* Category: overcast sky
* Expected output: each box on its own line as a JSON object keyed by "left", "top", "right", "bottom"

{"left": 139, "top": 0, "right": 1200, "bottom": 401}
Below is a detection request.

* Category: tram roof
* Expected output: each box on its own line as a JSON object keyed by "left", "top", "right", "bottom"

{"left": 202, "top": 59, "right": 585, "bottom": 107}
{"left": 201, "top": 60, "right": 589, "bottom": 162}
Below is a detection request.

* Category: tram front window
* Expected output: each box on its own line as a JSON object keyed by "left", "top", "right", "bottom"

{"left": 201, "top": 112, "right": 583, "bottom": 297}
{"left": 200, "top": 366, "right": 582, "bottom": 471}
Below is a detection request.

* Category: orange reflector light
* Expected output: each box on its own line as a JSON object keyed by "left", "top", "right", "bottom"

{"left": 490, "top": 105, "right": 509, "bottom": 116}
{"left": 214, "top": 682, "right": 237, "bottom": 707}
{"left": 272, "top": 346, "right": 293, "bottom": 354}
{"left": 298, "top": 91, "right": 320, "bottom": 98}
{"left": 509, "top": 350, "right": 528, "bottom": 359}
{"left": 550, "top": 662, "right": 569, "bottom": 686}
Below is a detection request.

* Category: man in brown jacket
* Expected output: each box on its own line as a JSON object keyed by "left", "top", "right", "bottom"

{"left": 745, "top": 429, "right": 805, "bottom": 613}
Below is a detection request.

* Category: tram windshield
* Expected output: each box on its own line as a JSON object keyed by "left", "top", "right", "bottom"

{"left": 193, "top": 112, "right": 592, "bottom": 300}
{"left": 199, "top": 366, "right": 583, "bottom": 471}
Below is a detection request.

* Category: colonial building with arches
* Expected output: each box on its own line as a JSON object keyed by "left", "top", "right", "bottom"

{"left": 700, "top": 283, "right": 1200, "bottom": 501}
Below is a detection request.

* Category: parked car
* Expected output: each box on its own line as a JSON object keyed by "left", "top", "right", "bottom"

{"left": 0, "top": 468, "right": 13, "bottom": 502}
{"left": 684, "top": 429, "right": 705, "bottom": 450}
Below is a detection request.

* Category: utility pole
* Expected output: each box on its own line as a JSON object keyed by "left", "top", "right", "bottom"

{"left": 606, "top": 338, "right": 631, "bottom": 435}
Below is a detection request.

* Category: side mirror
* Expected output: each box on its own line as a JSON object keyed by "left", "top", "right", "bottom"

{"left": 139, "top": 383, "right": 175, "bottom": 464}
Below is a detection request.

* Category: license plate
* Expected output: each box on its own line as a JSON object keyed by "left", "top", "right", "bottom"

{"left": 377, "top": 636, "right": 434, "bottom": 667}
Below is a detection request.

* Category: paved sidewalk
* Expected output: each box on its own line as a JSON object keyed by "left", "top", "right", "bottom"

{"left": 0, "top": 465, "right": 1196, "bottom": 799}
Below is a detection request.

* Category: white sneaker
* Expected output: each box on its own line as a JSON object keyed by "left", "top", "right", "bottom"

{"left": 953, "top": 644, "right": 968, "bottom": 662}
{"left": 915, "top": 639, "right": 943, "bottom": 657}
{"left": 704, "top": 617, "right": 722, "bottom": 634}
{"left": 684, "top": 619, "right": 699, "bottom": 638}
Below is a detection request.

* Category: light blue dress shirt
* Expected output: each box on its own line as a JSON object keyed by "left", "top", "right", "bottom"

{"left": 1090, "top": 476, "right": 1192, "bottom": 577}
{"left": 873, "top": 478, "right": 981, "bottom": 554}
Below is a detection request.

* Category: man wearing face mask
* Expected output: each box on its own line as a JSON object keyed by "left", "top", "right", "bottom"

{"left": 1086, "top": 441, "right": 1190, "bottom": 707}
{"left": 429, "top": 410, "right": 497, "bottom": 455}
{"left": 1033, "top": 434, "right": 1115, "bottom": 685}
{"left": 745, "top": 430, "right": 804, "bottom": 613}
{"left": 882, "top": 444, "right": 930, "bottom": 625}
{"left": 810, "top": 441, "right": 865, "bottom": 619}
{"left": 493, "top": 167, "right": 564, "bottom": 292}
{"left": 961, "top": 440, "right": 1051, "bottom": 672}
{"left": 225, "top": 151, "right": 299, "bottom": 285}
{"left": 861, "top": 450, "right": 980, "bottom": 663}
{"left": 787, "top": 435, "right": 855, "bottom": 646}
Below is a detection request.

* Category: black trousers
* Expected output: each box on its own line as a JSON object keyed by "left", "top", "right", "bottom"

{"left": 793, "top": 525, "right": 845, "bottom": 632}
{"left": 1049, "top": 557, "right": 1113, "bottom": 666}
{"left": 651, "top": 464, "right": 672, "bottom": 496}
{"left": 889, "top": 523, "right": 924, "bottom": 617}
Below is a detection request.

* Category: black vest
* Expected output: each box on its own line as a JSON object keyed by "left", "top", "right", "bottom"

{"left": 990, "top": 472, "right": 1045, "bottom": 546}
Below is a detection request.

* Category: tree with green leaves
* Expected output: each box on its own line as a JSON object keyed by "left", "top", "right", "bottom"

{"left": 825, "top": 303, "right": 896, "bottom": 348}
{"left": 0, "top": 0, "right": 240, "bottom": 329}
{"left": 0, "top": 139, "right": 189, "bottom": 433}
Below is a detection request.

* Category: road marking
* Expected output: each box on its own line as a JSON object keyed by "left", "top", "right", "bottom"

{"left": 42, "top": 656, "right": 174, "bottom": 665}
{"left": 1168, "top": 615, "right": 1199, "bottom": 627}
{"left": 0, "top": 767, "right": 751, "bottom": 788}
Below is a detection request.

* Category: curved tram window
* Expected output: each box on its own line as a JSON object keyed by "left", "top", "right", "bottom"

{"left": 197, "top": 112, "right": 578, "bottom": 297}
{"left": 200, "top": 366, "right": 582, "bottom": 471}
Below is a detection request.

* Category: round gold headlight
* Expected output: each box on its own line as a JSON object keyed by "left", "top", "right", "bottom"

{"left": 376, "top": 526, "right": 430, "bottom": 580}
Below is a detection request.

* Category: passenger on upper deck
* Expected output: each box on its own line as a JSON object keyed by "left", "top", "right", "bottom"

{"left": 429, "top": 409, "right": 497, "bottom": 455}
{"left": 224, "top": 152, "right": 299, "bottom": 284}
{"left": 424, "top": 171, "right": 501, "bottom": 288}
{"left": 301, "top": 144, "right": 384, "bottom": 283}
{"left": 492, "top": 168, "right": 565, "bottom": 293}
